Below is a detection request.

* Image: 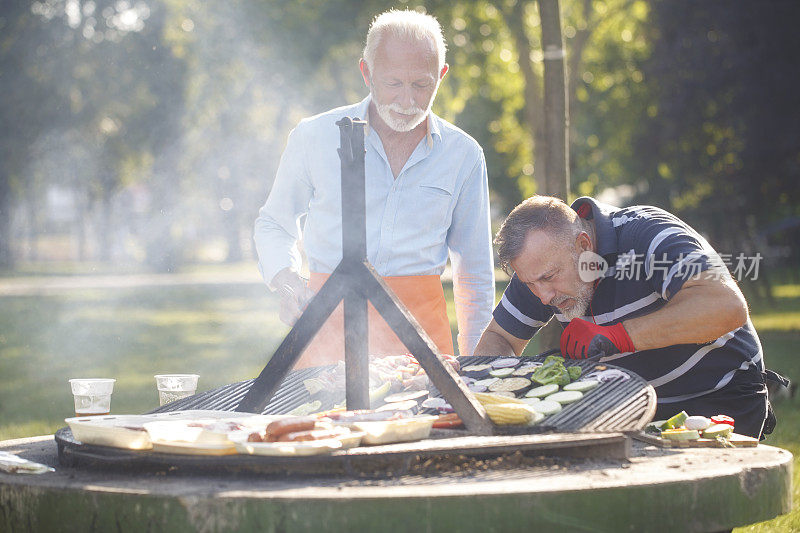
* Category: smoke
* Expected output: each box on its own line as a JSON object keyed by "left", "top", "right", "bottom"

{"left": 3, "top": 0, "right": 351, "bottom": 426}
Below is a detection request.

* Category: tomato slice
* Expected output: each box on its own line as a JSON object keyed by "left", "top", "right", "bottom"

{"left": 710, "top": 414, "right": 735, "bottom": 426}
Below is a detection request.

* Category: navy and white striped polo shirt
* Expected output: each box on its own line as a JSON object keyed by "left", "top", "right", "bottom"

{"left": 493, "top": 196, "right": 764, "bottom": 403}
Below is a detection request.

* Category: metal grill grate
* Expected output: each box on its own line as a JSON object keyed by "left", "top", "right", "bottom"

{"left": 148, "top": 356, "right": 656, "bottom": 434}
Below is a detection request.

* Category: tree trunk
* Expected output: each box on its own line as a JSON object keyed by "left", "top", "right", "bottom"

{"left": 0, "top": 172, "right": 13, "bottom": 270}
{"left": 539, "top": 0, "right": 570, "bottom": 199}
{"left": 505, "top": 1, "right": 546, "bottom": 195}
{"left": 98, "top": 190, "right": 112, "bottom": 262}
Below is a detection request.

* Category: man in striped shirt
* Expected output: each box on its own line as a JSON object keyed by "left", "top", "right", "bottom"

{"left": 475, "top": 195, "right": 773, "bottom": 438}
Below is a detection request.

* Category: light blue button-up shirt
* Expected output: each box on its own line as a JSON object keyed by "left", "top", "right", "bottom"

{"left": 254, "top": 96, "right": 494, "bottom": 355}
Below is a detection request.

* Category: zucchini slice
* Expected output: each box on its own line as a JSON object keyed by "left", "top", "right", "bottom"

{"left": 462, "top": 364, "right": 493, "bottom": 378}
{"left": 489, "top": 367, "right": 515, "bottom": 378}
{"left": 488, "top": 377, "right": 531, "bottom": 394}
{"left": 527, "top": 410, "right": 546, "bottom": 426}
{"left": 545, "top": 390, "right": 583, "bottom": 405}
{"left": 563, "top": 380, "right": 600, "bottom": 392}
{"left": 531, "top": 399, "right": 562, "bottom": 416}
{"left": 473, "top": 377, "right": 500, "bottom": 389}
{"left": 525, "top": 383, "right": 560, "bottom": 398}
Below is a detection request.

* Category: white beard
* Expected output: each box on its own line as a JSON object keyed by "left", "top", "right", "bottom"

{"left": 374, "top": 101, "right": 427, "bottom": 132}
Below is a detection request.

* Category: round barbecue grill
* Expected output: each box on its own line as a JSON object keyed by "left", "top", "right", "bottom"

{"left": 55, "top": 354, "right": 657, "bottom": 474}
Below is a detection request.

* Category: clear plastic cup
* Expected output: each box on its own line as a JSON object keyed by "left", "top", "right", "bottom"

{"left": 69, "top": 378, "right": 116, "bottom": 416}
{"left": 154, "top": 374, "right": 199, "bottom": 406}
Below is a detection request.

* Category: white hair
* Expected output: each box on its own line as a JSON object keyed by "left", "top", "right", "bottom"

{"left": 362, "top": 9, "right": 447, "bottom": 72}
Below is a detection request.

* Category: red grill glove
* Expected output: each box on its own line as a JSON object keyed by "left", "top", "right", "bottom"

{"left": 560, "top": 318, "right": 636, "bottom": 359}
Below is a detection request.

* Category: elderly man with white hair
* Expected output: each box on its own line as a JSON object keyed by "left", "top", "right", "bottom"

{"left": 254, "top": 9, "right": 494, "bottom": 367}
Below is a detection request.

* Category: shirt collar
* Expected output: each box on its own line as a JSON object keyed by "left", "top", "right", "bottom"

{"left": 357, "top": 95, "right": 439, "bottom": 149}
{"left": 570, "top": 196, "right": 619, "bottom": 259}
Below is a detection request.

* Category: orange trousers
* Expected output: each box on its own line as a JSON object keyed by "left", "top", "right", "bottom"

{"left": 293, "top": 273, "right": 453, "bottom": 368}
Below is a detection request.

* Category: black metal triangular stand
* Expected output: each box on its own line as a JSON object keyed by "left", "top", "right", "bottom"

{"left": 236, "top": 117, "right": 492, "bottom": 435}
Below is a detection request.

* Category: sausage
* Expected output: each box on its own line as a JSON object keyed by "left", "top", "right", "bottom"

{"left": 247, "top": 431, "right": 265, "bottom": 442}
{"left": 277, "top": 428, "right": 342, "bottom": 442}
{"left": 265, "top": 416, "right": 317, "bottom": 439}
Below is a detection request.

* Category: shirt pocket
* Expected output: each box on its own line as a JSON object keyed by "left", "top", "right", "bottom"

{"left": 414, "top": 184, "right": 454, "bottom": 230}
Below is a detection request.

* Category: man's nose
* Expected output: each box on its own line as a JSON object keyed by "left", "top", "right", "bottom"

{"left": 537, "top": 285, "right": 556, "bottom": 306}
{"left": 398, "top": 86, "right": 415, "bottom": 108}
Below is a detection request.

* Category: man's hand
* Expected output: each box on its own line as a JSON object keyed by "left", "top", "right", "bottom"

{"left": 560, "top": 318, "right": 635, "bottom": 359}
{"left": 271, "top": 268, "right": 314, "bottom": 326}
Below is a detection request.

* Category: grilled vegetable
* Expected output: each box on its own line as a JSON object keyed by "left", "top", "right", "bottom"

{"left": 545, "top": 390, "right": 583, "bottom": 405}
{"left": 525, "top": 383, "right": 559, "bottom": 398}
{"left": 288, "top": 400, "right": 322, "bottom": 416}
{"left": 488, "top": 377, "right": 532, "bottom": 394}
{"left": 531, "top": 399, "right": 562, "bottom": 416}
{"left": 474, "top": 377, "right": 500, "bottom": 389}
{"left": 528, "top": 410, "right": 546, "bottom": 426}
{"left": 531, "top": 356, "right": 571, "bottom": 386}
{"left": 462, "top": 364, "right": 493, "bottom": 378}
{"left": 512, "top": 366, "right": 537, "bottom": 377}
{"left": 421, "top": 397, "right": 453, "bottom": 412}
{"left": 473, "top": 391, "right": 526, "bottom": 405}
{"left": 484, "top": 403, "right": 535, "bottom": 425}
{"left": 369, "top": 381, "right": 392, "bottom": 405}
{"left": 563, "top": 380, "right": 599, "bottom": 392}
{"left": 568, "top": 366, "right": 582, "bottom": 381}
{"left": 489, "top": 367, "right": 515, "bottom": 378}
{"left": 491, "top": 357, "right": 520, "bottom": 369}
{"left": 468, "top": 383, "right": 488, "bottom": 393}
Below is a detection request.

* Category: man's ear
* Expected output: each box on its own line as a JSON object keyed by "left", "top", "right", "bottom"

{"left": 360, "top": 59, "right": 370, "bottom": 87}
{"left": 576, "top": 231, "right": 593, "bottom": 253}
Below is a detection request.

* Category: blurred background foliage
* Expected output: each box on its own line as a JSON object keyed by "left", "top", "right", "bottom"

{"left": 1, "top": 0, "right": 798, "bottom": 290}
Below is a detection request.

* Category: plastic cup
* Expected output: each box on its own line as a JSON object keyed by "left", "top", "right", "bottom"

{"left": 154, "top": 374, "right": 199, "bottom": 406}
{"left": 69, "top": 378, "right": 116, "bottom": 416}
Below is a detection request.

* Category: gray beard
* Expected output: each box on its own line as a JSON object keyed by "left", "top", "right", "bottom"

{"left": 552, "top": 282, "right": 594, "bottom": 320}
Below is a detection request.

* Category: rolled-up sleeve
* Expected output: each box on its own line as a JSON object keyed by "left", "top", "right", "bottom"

{"left": 447, "top": 149, "right": 495, "bottom": 355}
{"left": 253, "top": 125, "right": 314, "bottom": 290}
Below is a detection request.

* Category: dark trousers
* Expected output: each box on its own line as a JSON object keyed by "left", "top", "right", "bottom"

{"left": 654, "top": 368, "right": 772, "bottom": 439}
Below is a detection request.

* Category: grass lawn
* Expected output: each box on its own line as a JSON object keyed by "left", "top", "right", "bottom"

{"left": 0, "top": 267, "right": 796, "bottom": 530}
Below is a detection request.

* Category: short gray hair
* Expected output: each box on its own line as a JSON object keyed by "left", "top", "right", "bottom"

{"left": 495, "top": 196, "right": 585, "bottom": 275}
{"left": 362, "top": 9, "right": 447, "bottom": 72}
